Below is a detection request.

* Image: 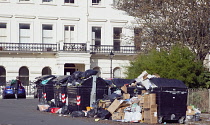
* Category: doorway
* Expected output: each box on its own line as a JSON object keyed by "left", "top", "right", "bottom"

{"left": 64, "top": 63, "right": 76, "bottom": 75}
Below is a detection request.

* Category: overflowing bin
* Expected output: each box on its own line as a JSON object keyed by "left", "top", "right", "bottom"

{"left": 67, "top": 76, "right": 109, "bottom": 111}
{"left": 34, "top": 75, "right": 57, "bottom": 104}
{"left": 149, "top": 78, "right": 188, "bottom": 124}
{"left": 53, "top": 75, "right": 71, "bottom": 107}
{"left": 110, "top": 78, "right": 145, "bottom": 97}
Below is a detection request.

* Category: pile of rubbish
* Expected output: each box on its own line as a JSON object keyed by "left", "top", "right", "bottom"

{"left": 36, "top": 70, "right": 201, "bottom": 124}
{"left": 66, "top": 70, "right": 99, "bottom": 86}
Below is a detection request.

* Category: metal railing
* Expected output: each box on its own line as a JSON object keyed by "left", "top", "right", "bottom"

{"left": 188, "top": 88, "right": 210, "bottom": 113}
{"left": 63, "top": 43, "right": 87, "bottom": 52}
{"left": 0, "top": 42, "right": 57, "bottom": 52}
{"left": 90, "top": 45, "right": 138, "bottom": 54}
{"left": 0, "top": 42, "right": 138, "bottom": 54}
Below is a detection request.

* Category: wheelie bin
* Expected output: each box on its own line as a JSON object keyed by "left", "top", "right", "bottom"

{"left": 34, "top": 75, "right": 56, "bottom": 102}
{"left": 149, "top": 78, "right": 188, "bottom": 124}
{"left": 53, "top": 75, "right": 71, "bottom": 107}
{"left": 34, "top": 75, "right": 57, "bottom": 104}
{"left": 67, "top": 76, "right": 109, "bottom": 111}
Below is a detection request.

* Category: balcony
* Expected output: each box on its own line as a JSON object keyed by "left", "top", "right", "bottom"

{"left": 0, "top": 42, "right": 57, "bottom": 52}
{"left": 63, "top": 43, "right": 87, "bottom": 52}
{"left": 0, "top": 42, "right": 139, "bottom": 54}
{"left": 90, "top": 45, "right": 138, "bottom": 54}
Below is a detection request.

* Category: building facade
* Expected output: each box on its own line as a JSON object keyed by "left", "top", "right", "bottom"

{"left": 0, "top": 0, "right": 138, "bottom": 86}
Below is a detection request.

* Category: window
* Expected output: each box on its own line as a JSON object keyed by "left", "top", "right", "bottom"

{"left": 134, "top": 28, "right": 142, "bottom": 50}
{"left": 0, "top": 66, "right": 6, "bottom": 86}
{"left": 42, "top": 67, "right": 51, "bottom": 75}
{"left": 19, "top": 24, "right": 30, "bottom": 43}
{"left": 43, "top": 0, "right": 52, "bottom": 2}
{"left": 42, "top": 24, "right": 53, "bottom": 43}
{"left": 0, "top": 0, "right": 9, "bottom": 2}
{"left": 113, "top": 0, "right": 119, "bottom": 6}
{"left": 113, "top": 67, "right": 121, "bottom": 78}
{"left": 92, "top": 0, "right": 101, "bottom": 5}
{"left": 0, "top": 23, "right": 7, "bottom": 42}
{"left": 113, "top": 27, "right": 122, "bottom": 51}
{"left": 92, "top": 27, "right": 101, "bottom": 47}
{"left": 64, "top": 25, "right": 75, "bottom": 43}
{"left": 64, "top": 0, "right": 74, "bottom": 4}
{"left": 19, "top": 0, "right": 30, "bottom": 1}
{"left": 19, "top": 66, "right": 29, "bottom": 86}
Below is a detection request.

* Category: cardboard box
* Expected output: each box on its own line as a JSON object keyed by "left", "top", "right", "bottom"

{"left": 38, "top": 104, "right": 50, "bottom": 111}
{"left": 98, "top": 100, "right": 112, "bottom": 108}
{"left": 121, "top": 85, "right": 127, "bottom": 93}
{"left": 107, "top": 99, "right": 121, "bottom": 114}
{"left": 105, "top": 100, "right": 111, "bottom": 108}
{"left": 138, "top": 95, "right": 144, "bottom": 104}
{"left": 112, "top": 112, "right": 125, "bottom": 120}
{"left": 143, "top": 94, "right": 150, "bottom": 108}
{"left": 149, "top": 93, "right": 156, "bottom": 105}
{"left": 116, "top": 107, "right": 124, "bottom": 113}
{"left": 143, "top": 93, "right": 156, "bottom": 108}
{"left": 186, "top": 106, "right": 196, "bottom": 115}
{"left": 123, "top": 93, "right": 130, "bottom": 100}
{"left": 141, "top": 90, "right": 146, "bottom": 94}
{"left": 143, "top": 104, "right": 158, "bottom": 124}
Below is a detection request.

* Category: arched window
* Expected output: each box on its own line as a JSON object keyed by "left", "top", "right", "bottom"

{"left": 113, "top": 67, "right": 121, "bottom": 78}
{"left": 93, "top": 67, "right": 101, "bottom": 77}
{"left": 0, "top": 66, "right": 6, "bottom": 86}
{"left": 42, "top": 67, "right": 52, "bottom": 75}
{"left": 19, "top": 66, "right": 29, "bottom": 86}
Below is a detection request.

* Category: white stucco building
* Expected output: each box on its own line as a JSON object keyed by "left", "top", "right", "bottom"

{"left": 0, "top": 0, "right": 139, "bottom": 86}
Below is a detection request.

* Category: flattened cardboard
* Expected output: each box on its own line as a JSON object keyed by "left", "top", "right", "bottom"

{"left": 123, "top": 93, "right": 130, "bottom": 100}
{"left": 107, "top": 99, "right": 121, "bottom": 114}
{"left": 121, "top": 85, "right": 127, "bottom": 93}
{"left": 112, "top": 112, "right": 124, "bottom": 120}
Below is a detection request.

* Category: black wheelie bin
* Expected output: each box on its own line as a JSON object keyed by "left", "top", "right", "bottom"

{"left": 34, "top": 75, "right": 56, "bottom": 102}
{"left": 34, "top": 75, "right": 57, "bottom": 104}
{"left": 53, "top": 75, "right": 71, "bottom": 107}
{"left": 149, "top": 78, "right": 188, "bottom": 124}
{"left": 67, "top": 76, "right": 109, "bottom": 111}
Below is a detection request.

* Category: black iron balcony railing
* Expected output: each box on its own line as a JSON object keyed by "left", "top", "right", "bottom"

{"left": 63, "top": 43, "right": 87, "bottom": 52}
{"left": 0, "top": 42, "right": 57, "bottom": 52}
{"left": 90, "top": 45, "right": 138, "bottom": 54}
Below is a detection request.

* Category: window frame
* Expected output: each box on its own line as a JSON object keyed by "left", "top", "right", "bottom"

{"left": 19, "top": 23, "right": 31, "bottom": 43}
{"left": 113, "top": 27, "right": 122, "bottom": 51}
{"left": 42, "top": 24, "right": 54, "bottom": 44}
{"left": 0, "top": 23, "right": 7, "bottom": 42}
{"left": 92, "top": 0, "right": 101, "bottom": 5}
{"left": 19, "top": 0, "right": 31, "bottom": 1}
{"left": 0, "top": 0, "right": 10, "bottom": 2}
{"left": 64, "top": 0, "right": 74, "bottom": 4}
{"left": 64, "top": 25, "right": 75, "bottom": 43}
{"left": 42, "top": 0, "right": 53, "bottom": 3}
{"left": 92, "top": 26, "right": 102, "bottom": 46}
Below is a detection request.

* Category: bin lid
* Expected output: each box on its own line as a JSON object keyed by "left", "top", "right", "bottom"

{"left": 81, "top": 77, "right": 109, "bottom": 87}
{"left": 34, "top": 75, "right": 56, "bottom": 84}
{"left": 149, "top": 78, "right": 187, "bottom": 88}
{"left": 52, "top": 75, "right": 71, "bottom": 85}
{"left": 111, "top": 78, "right": 135, "bottom": 87}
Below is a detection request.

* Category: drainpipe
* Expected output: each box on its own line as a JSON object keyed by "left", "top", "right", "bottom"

{"left": 86, "top": 0, "right": 90, "bottom": 52}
